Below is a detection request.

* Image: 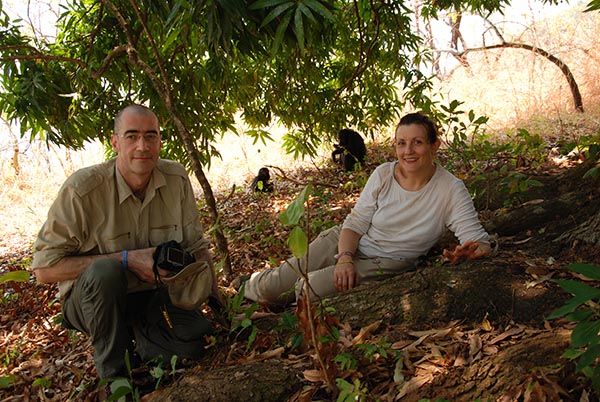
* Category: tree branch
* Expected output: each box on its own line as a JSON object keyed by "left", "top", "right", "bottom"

{"left": 0, "top": 45, "right": 87, "bottom": 67}
{"left": 458, "top": 42, "right": 584, "bottom": 112}
{"left": 89, "top": 45, "right": 128, "bottom": 79}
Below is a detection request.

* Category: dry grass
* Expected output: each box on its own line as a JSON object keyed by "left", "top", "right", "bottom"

{"left": 1, "top": 3, "right": 600, "bottom": 255}
{"left": 0, "top": 139, "right": 105, "bottom": 254}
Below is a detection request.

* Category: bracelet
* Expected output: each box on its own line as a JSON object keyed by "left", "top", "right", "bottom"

{"left": 335, "top": 250, "right": 355, "bottom": 260}
{"left": 336, "top": 260, "right": 354, "bottom": 266}
{"left": 121, "top": 250, "right": 128, "bottom": 270}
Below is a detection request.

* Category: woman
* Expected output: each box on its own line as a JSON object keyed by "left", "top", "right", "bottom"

{"left": 238, "top": 112, "right": 491, "bottom": 304}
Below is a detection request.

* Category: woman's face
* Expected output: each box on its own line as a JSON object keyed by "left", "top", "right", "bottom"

{"left": 394, "top": 123, "right": 440, "bottom": 174}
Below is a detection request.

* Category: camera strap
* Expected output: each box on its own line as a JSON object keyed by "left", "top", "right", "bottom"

{"left": 152, "top": 257, "right": 164, "bottom": 286}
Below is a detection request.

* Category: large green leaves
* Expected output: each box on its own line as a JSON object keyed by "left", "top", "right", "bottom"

{"left": 251, "top": 0, "right": 334, "bottom": 54}
{"left": 279, "top": 185, "right": 312, "bottom": 258}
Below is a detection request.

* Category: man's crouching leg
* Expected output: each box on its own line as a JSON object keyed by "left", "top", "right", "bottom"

{"left": 62, "top": 259, "right": 132, "bottom": 379}
{"left": 131, "top": 287, "right": 213, "bottom": 366}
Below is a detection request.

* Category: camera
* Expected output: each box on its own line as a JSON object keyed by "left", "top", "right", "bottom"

{"left": 154, "top": 240, "right": 195, "bottom": 274}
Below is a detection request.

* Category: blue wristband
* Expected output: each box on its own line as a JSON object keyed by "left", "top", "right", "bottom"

{"left": 121, "top": 250, "right": 128, "bottom": 270}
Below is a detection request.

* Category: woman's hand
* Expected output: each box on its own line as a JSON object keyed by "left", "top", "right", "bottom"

{"left": 334, "top": 260, "right": 359, "bottom": 292}
{"left": 443, "top": 241, "right": 491, "bottom": 264}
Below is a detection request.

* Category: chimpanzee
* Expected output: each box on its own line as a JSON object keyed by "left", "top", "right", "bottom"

{"left": 331, "top": 129, "right": 367, "bottom": 172}
{"left": 250, "top": 167, "right": 273, "bottom": 192}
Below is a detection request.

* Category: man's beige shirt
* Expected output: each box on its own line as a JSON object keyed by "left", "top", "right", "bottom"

{"left": 31, "top": 158, "right": 210, "bottom": 298}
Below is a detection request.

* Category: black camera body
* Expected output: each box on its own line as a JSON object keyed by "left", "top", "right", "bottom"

{"left": 154, "top": 240, "right": 195, "bottom": 274}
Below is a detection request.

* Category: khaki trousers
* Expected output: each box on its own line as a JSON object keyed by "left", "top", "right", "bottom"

{"left": 243, "top": 226, "right": 415, "bottom": 304}
{"left": 62, "top": 259, "right": 212, "bottom": 379}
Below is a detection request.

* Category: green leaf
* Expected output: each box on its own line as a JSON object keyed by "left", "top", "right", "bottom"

{"left": 0, "top": 374, "right": 18, "bottom": 389}
{"left": 32, "top": 377, "right": 52, "bottom": 389}
{"left": 298, "top": 3, "right": 318, "bottom": 25}
{"left": 259, "top": 2, "right": 294, "bottom": 28}
{"left": 0, "top": 270, "right": 30, "bottom": 284}
{"left": 304, "top": 0, "right": 335, "bottom": 21}
{"left": 567, "top": 309, "right": 594, "bottom": 322}
{"left": 270, "top": 9, "right": 293, "bottom": 54}
{"left": 294, "top": 7, "right": 305, "bottom": 53}
{"left": 554, "top": 279, "right": 600, "bottom": 300}
{"left": 288, "top": 226, "right": 308, "bottom": 258}
{"left": 547, "top": 297, "right": 589, "bottom": 320}
{"left": 250, "top": 0, "right": 290, "bottom": 10}
{"left": 561, "top": 348, "right": 585, "bottom": 360}
{"left": 567, "top": 263, "right": 600, "bottom": 281}
{"left": 584, "top": 0, "right": 600, "bottom": 12}
{"left": 108, "top": 378, "right": 133, "bottom": 401}
{"left": 576, "top": 344, "right": 600, "bottom": 371}
{"left": 165, "top": 0, "right": 185, "bottom": 27}
{"left": 571, "top": 319, "right": 600, "bottom": 347}
{"left": 279, "top": 185, "right": 311, "bottom": 226}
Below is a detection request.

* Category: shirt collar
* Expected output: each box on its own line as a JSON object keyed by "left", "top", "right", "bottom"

{"left": 115, "top": 163, "right": 167, "bottom": 204}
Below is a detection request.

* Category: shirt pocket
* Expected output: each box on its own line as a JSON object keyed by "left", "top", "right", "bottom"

{"left": 149, "top": 224, "right": 180, "bottom": 246}
{"left": 95, "top": 231, "right": 131, "bottom": 254}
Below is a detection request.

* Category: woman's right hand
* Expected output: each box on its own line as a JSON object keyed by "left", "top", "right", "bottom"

{"left": 334, "top": 260, "right": 359, "bottom": 292}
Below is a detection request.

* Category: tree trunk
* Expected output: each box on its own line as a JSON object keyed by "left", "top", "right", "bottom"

{"left": 169, "top": 114, "right": 232, "bottom": 277}
{"left": 151, "top": 261, "right": 571, "bottom": 402}
{"left": 555, "top": 209, "right": 600, "bottom": 248}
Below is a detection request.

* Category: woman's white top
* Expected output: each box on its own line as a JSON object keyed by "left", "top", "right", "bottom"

{"left": 342, "top": 162, "right": 489, "bottom": 261}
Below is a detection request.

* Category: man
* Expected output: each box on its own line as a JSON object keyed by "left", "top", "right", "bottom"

{"left": 31, "top": 104, "right": 216, "bottom": 386}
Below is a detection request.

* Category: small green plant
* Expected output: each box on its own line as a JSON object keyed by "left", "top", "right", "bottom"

{"left": 333, "top": 352, "right": 357, "bottom": 371}
{"left": 276, "top": 312, "right": 303, "bottom": 351}
{"left": 102, "top": 377, "right": 136, "bottom": 401}
{"left": 2, "top": 338, "right": 24, "bottom": 368}
{"left": 32, "top": 377, "right": 52, "bottom": 390}
{"left": 510, "top": 128, "right": 548, "bottom": 167}
{"left": 0, "top": 270, "right": 30, "bottom": 285}
{"left": 0, "top": 374, "right": 18, "bottom": 389}
{"left": 99, "top": 350, "right": 174, "bottom": 402}
{"left": 227, "top": 284, "right": 259, "bottom": 348}
{"left": 547, "top": 263, "right": 600, "bottom": 391}
{"left": 336, "top": 378, "right": 368, "bottom": 402}
{"left": 501, "top": 171, "right": 543, "bottom": 196}
{"left": 356, "top": 339, "right": 394, "bottom": 362}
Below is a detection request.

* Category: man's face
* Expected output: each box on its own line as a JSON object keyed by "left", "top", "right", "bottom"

{"left": 111, "top": 110, "right": 162, "bottom": 181}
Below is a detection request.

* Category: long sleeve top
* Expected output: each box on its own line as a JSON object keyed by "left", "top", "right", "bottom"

{"left": 342, "top": 162, "right": 489, "bottom": 262}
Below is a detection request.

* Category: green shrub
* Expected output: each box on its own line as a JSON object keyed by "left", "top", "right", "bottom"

{"left": 548, "top": 263, "right": 600, "bottom": 391}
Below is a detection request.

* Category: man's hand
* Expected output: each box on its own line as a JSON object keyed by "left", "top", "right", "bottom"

{"left": 334, "top": 260, "right": 359, "bottom": 292}
{"left": 127, "top": 247, "right": 165, "bottom": 282}
{"left": 443, "top": 241, "right": 491, "bottom": 264}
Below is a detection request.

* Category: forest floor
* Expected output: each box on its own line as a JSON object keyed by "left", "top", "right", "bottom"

{"left": 1, "top": 138, "right": 599, "bottom": 401}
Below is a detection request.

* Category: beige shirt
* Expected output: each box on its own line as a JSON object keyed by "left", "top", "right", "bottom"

{"left": 31, "top": 158, "right": 210, "bottom": 298}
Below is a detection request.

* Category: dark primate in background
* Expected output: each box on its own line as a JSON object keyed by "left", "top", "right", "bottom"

{"left": 251, "top": 167, "right": 273, "bottom": 192}
{"left": 331, "top": 129, "right": 367, "bottom": 172}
